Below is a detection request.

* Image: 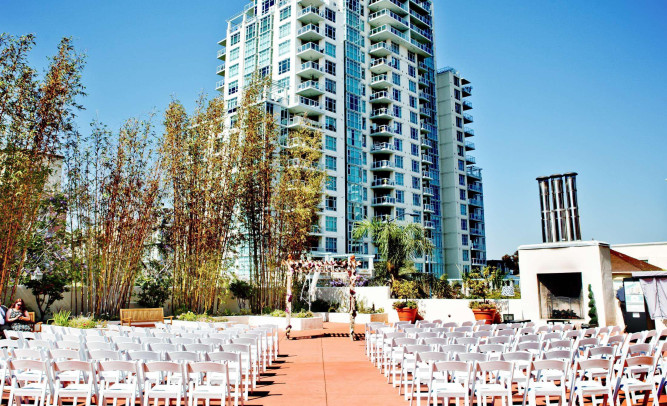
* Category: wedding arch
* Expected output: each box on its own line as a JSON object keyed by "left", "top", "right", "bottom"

{"left": 283, "top": 255, "right": 360, "bottom": 340}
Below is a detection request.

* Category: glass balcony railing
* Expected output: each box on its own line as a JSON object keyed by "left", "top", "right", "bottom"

{"left": 371, "top": 142, "right": 396, "bottom": 152}
{"left": 371, "top": 178, "right": 395, "bottom": 187}
{"left": 372, "top": 196, "right": 396, "bottom": 205}
{"left": 371, "top": 160, "right": 395, "bottom": 169}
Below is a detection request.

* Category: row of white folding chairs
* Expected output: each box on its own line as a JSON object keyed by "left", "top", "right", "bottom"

{"left": 0, "top": 357, "right": 243, "bottom": 406}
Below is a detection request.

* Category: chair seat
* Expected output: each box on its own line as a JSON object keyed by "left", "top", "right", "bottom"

{"left": 191, "top": 386, "right": 226, "bottom": 398}
{"left": 476, "top": 383, "right": 508, "bottom": 396}
{"left": 431, "top": 382, "right": 467, "bottom": 396}
{"left": 58, "top": 383, "right": 93, "bottom": 396}
{"left": 146, "top": 384, "right": 183, "bottom": 396}
{"left": 102, "top": 383, "right": 136, "bottom": 397}
{"left": 530, "top": 382, "right": 563, "bottom": 397}
{"left": 577, "top": 381, "right": 611, "bottom": 396}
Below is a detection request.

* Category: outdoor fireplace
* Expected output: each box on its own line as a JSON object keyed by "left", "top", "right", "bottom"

{"left": 537, "top": 272, "right": 583, "bottom": 319}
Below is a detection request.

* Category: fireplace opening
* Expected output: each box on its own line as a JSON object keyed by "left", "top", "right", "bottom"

{"left": 537, "top": 272, "right": 583, "bottom": 319}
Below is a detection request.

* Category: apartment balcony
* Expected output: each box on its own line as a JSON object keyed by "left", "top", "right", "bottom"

{"left": 420, "top": 121, "right": 435, "bottom": 134}
{"left": 297, "top": 24, "right": 324, "bottom": 41}
{"left": 310, "top": 225, "right": 323, "bottom": 235}
{"left": 424, "top": 220, "right": 435, "bottom": 229}
{"left": 409, "top": 7, "right": 432, "bottom": 28}
{"left": 466, "top": 155, "right": 476, "bottom": 165}
{"left": 368, "top": 8, "right": 409, "bottom": 30}
{"left": 463, "top": 100, "right": 473, "bottom": 110}
{"left": 464, "top": 126, "right": 475, "bottom": 137}
{"left": 371, "top": 142, "right": 396, "bottom": 154}
{"left": 369, "top": 91, "right": 392, "bottom": 104}
{"left": 409, "top": 38, "right": 433, "bottom": 56}
{"left": 370, "top": 125, "right": 394, "bottom": 137}
{"left": 468, "top": 182, "right": 482, "bottom": 193}
{"left": 297, "top": 42, "right": 324, "bottom": 61}
{"left": 422, "top": 169, "right": 433, "bottom": 180}
{"left": 418, "top": 75, "right": 431, "bottom": 88}
{"left": 468, "top": 197, "right": 483, "bottom": 207}
{"left": 217, "top": 37, "right": 227, "bottom": 46}
{"left": 465, "top": 141, "right": 475, "bottom": 151}
{"left": 296, "top": 80, "right": 324, "bottom": 97}
{"left": 369, "top": 25, "right": 410, "bottom": 47}
{"left": 409, "top": 23, "right": 433, "bottom": 43}
{"left": 462, "top": 86, "right": 472, "bottom": 97}
{"left": 419, "top": 106, "right": 431, "bottom": 117}
{"left": 470, "top": 212, "right": 484, "bottom": 222}
{"left": 470, "top": 227, "right": 484, "bottom": 236}
{"left": 297, "top": 61, "right": 324, "bottom": 79}
{"left": 288, "top": 96, "right": 322, "bottom": 115}
{"left": 423, "top": 187, "right": 434, "bottom": 196}
{"left": 410, "top": 0, "right": 432, "bottom": 13}
{"left": 310, "top": 246, "right": 328, "bottom": 255}
{"left": 421, "top": 138, "right": 433, "bottom": 150}
{"left": 372, "top": 196, "right": 397, "bottom": 207}
{"left": 216, "top": 63, "right": 225, "bottom": 76}
{"left": 215, "top": 79, "right": 225, "bottom": 91}
{"left": 298, "top": 0, "right": 324, "bottom": 7}
{"left": 370, "top": 74, "right": 392, "bottom": 90}
{"left": 217, "top": 48, "right": 226, "bottom": 60}
{"left": 471, "top": 241, "right": 486, "bottom": 251}
{"left": 463, "top": 113, "right": 473, "bottom": 124}
{"left": 287, "top": 158, "right": 323, "bottom": 171}
{"left": 371, "top": 177, "right": 396, "bottom": 189}
{"left": 418, "top": 91, "right": 429, "bottom": 101}
{"left": 368, "top": 0, "right": 408, "bottom": 15}
{"left": 371, "top": 160, "right": 396, "bottom": 171}
{"left": 472, "top": 258, "right": 487, "bottom": 266}
{"left": 421, "top": 154, "right": 434, "bottom": 165}
{"left": 369, "top": 58, "right": 392, "bottom": 74}
{"left": 467, "top": 166, "right": 482, "bottom": 180}
{"left": 297, "top": 6, "right": 324, "bottom": 24}
{"left": 418, "top": 61, "right": 433, "bottom": 75}
{"left": 369, "top": 42, "right": 392, "bottom": 57}
{"left": 370, "top": 107, "right": 394, "bottom": 120}
{"left": 284, "top": 116, "right": 322, "bottom": 130}
{"left": 423, "top": 203, "right": 435, "bottom": 213}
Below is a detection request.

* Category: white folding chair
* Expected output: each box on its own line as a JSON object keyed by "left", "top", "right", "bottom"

{"left": 187, "top": 362, "right": 231, "bottom": 406}
{"left": 523, "top": 359, "right": 568, "bottom": 406}
{"left": 429, "top": 360, "right": 471, "bottom": 406}
{"left": 6, "top": 359, "right": 53, "bottom": 406}
{"left": 142, "top": 361, "right": 186, "bottom": 406}
{"left": 207, "top": 352, "right": 244, "bottom": 405}
{"left": 52, "top": 360, "right": 98, "bottom": 406}
{"left": 571, "top": 358, "right": 615, "bottom": 406}
{"left": 473, "top": 360, "right": 514, "bottom": 406}
{"left": 98, "top": 360, "right": 142, "bottom": 406}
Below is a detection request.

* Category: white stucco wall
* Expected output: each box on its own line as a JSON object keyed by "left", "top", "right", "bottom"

{"left": 612, "top": 242, "right": 667, "bottom": 270}
{"left": 518, "top": 241, "right": 616, "bottom": 327}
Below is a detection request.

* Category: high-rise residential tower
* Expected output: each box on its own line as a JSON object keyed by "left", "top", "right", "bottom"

{"left": 216, "top": 0, "right": 443, "bottom": 276}
{"left": 436, "top": 68, "right": 486, "bottom": 278}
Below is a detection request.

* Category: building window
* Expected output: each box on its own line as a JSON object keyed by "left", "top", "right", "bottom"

{"left": 392, "top": 72, "right": 401, "bottom": 85}
{"left": 229, "top": 64, "right": 239, "bottom": 77}
{"left": 461, "top": 219, "right": 467, "bottom": 230}
{"left": 325, "top": 216, "right": 337, "bottom": 232}
{"left": 279, "top": 22, "right": 291, "bottom": 38}
{"left": 456, "top": 117, "right": 463, "bottom": 128}
{"left": 230, "top": 32, "right": 240, "bottom": 45}
{"left": 325, "top": 42, "right": 336, "bottom": 57}
{"left": 324, "top": 7, "right": 336, "bottom": 22}
{"left": 408, "top": 65, "right": 416, "bottom": 78}
{"left": 409, "top": 80, "right": 416, "bottom": 93}
{"left": 229, "top": 47, "right": 240, "bottom": 61}
{"left": 325, "top": 24, "right": 335, "bottom": 40}
{"left": 459, "top": 174, "right": 466, "bottom": 186}
{"left": 326, "top": 175, "right": 336, "bottom": 191}
{"left": 457, "top": 131, "right": 463, "bottom": 142}
{"left": 457, "top": 145, "right": 464, "bottom": 157}
{"left": 325, "top": 237, "right": 337, "bottom": 253}
{"left": 460, "top": 204, "right": 467, "bottom": 215}
{"left": 278, "top": 58, "right": 290, "bottom": 74}
{"left": 325, "top": 135, "right": 336, "bottom": 151}
{"left": 411, "top": 143, "right": 419, "bottom": 156}
{"left": 462, "top": 234, "right": 468, "bottom": 246}
{"left": 458, "top": 159, "right": 465, "bottom": 171}
{"left": 412, "top": 193, "right": 421, "bottom": 206}
{"left": 393, "top": 105, "right": 401, "bottom": 118}
{"left": 394, "top": 155, "right": 403, "bottom": 168}
{"left": 454, "top": 89, "right": 461, "bottom": 100}
{"left": 325, "top": 97, "right": 336, "bottom": 113}
{"left": 462, "top": 250, "right": 469, "bottom": 261}
{"left": 410, "top": 112, "right": 418, "bottom": 124}
{"left": 325, "top": 155, "right": 337, "bottom": 170}
{"left": 394, "top": 138, "right": 402, "bottom": 151}
{"left": 460, "top": 189, "right": 466, "bottom": 200}
{"left": 325, "top": 117, "right": 336, "bottom": 132}
{"left": 325, "top": 196, "right": 336, "bottom": 211}
{"left": 278, "top": 40, "right": 290, "bottom": 56}
{"left": 411, "top": 127, "right": 419, "bottom": 140}
{"left": 395, "top": 172, "right": 404, "bottom": 186}
{"left": 455, "top": 103, "right": 462, "bottom": 114}
{"left": 411, "top": 160, "right": 419, "bottom": 173}
{"left": 454, "top": 76, "right": 460, "bottom": 86}
{"left": 407, "top": 51, "right": 416, "bottom": 62}
{"left": 392, "top": 89, "right": 401, "bottom": 102}
{"left": 325, "top": 60, "right": 336, "bottom": 75}
{"left": 228, "top": 80, "right": 239, "bottom": 95}
{"left": 396, "top": 208, "right": 405, "bottom": 220}
{"left": 409, "top": 95, "right": 417, "bottom": 108}
{"left": 280, "top": 5, "right": 291, "bottom": 20}
{"left": 396, "top": 190, "right": 404, "bottom": 203}
{"left": 412, "top": 176, "right": 420, "bottom": 189}
{"left": 325, "top": 78, "right": 336, "bottom": 94}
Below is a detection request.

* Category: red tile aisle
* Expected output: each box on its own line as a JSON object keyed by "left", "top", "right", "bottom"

{"left": 246, "top": 322, "right": 405, "bottom": 406}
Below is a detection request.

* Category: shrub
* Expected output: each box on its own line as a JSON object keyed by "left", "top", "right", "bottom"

{"left": 393, "top": 300, "right": 418, "bottom": 310}
{"left": 392, "top": 280, "right": 418, "bottom": 299}
{"left": 469, "top": 301, "right": 497, "bottom": 311}
{"left": 229, "top": 279, "right": 253, "bottom": 309}
{"left": 68, "top": 315, "right": 98, "bottom": 329}
{"left": 270, "top": 309, "right": 287, "bottom": 317}
{"left": 293, "top": 310, "right": 314, "bottom": 318}
{"left": 52, "top": 310, "right": 71, "bottom": 327}
{"left": 136, "top": 261, "right": 171, "bottom": 309}
{"left": 587, "top": 284, "right": 599, "bottom": 326}
{"left": 309, "top": 298, "right": 330, "bottom": 312}
{"left": 176, "top": 311, "right": 215, "bottom": 322}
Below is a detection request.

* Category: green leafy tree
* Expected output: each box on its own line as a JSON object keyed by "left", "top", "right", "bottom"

{"left": 229, "top": 279, "right": 253, "bottom": 310}
{"left": 136, "top": 260, "right": 171, "bottom": 309}
{"left": 587, "top": 284, "right": 599, "bottom": 326}
{"left": 352, "top": 218, "right": 434, "bottom": 284}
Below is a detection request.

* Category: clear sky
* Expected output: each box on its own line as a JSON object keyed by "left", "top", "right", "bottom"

{"left": 2, "top": 0, "right": 666, "bottom": 259}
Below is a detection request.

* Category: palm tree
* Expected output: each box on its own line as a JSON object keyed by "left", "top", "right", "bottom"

{"left": 352, "top": 218, "right": 434, "bottom": 284}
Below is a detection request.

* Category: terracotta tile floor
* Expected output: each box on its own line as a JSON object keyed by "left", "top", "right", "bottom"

{"left": 247, "top": 322, "right": 405, "bottom": 406}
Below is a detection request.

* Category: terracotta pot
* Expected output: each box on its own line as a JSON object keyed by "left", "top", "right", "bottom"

{"left": 396, "top": 308, "right": 418, "bottom": 323}
{"left": 472, "top": 308, "right": 497, "bottom": 325}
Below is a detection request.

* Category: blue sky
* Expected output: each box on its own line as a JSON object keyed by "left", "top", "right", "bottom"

{"left": 2, "top": 0, "right": 665, "bottom": 259}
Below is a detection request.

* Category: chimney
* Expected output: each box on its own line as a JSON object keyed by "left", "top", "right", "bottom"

{"left": 537, "top": 173, "right": 582, "bottom": 242}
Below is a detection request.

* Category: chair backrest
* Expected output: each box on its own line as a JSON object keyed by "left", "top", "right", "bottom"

{"left": 518, "top": 334, "right": 540, "bottom": 343}
{"left": 542, "top": 349, "right": 572, "bottom": 362}
{"left": 57, "top": 340, "right": 82, "bottom": 350}
{"left": 26, "top": 339, "right": 53, "bottom": 350}
{"left": 116, "top": 342, "right": 143, "bottom": 352}
{"left": 488, "top": 336, "right": 512, "bottom": 345}
{"left": 49, "top": 348, "right": 82, "bottom": 361}
{"left": 455, "top": 326, "right": 473, "bottom": 333}
{"left": 53, "top": 360, "right": 95, "bottom": 376}
{"left": 531, "top": 359, "right": 568, "bottom": 382}
{"left": 575, "top": 358, "right": 613, "bottom": 380}
{"left": 442, "top": 322, "right": 458, "bottom": 328}
{"left": 542, "top": 332, "right": 562, "bottom": 342}
{"left": 423, "top": 337, "right": 448, "bottom": 350}
{"left": 393, "top": 337, "right": 418, "bottom": 347}
{"left": 86, "top": 341, "right": 115, "bottom": 351}
{"left": 587, "top": 346, "right": 614, "bottom": 359}
{"left": 149, "top": 343, "right": 181, "bottom": 353}
{"left": 0, "top": 338, "right": 21, "bottom": 349}
{"left": 628, "top": 343, "right": 652, "bottom": 356}
{"left": 497, "top": 330, "right": 515, "bottom": 337}
{"left": 548, "top": 340, "right": 573, "bottom": 350}
{"left": 416, "top": 351, "right": 448, "bottom": 365}
{"left": 7, "top": 359, "right": 51, "bottom": 383}
{"left": 476, "top": 360, "right": 514, "bottom": 385}
{"left": 167, "top": 351, "right": 200, "bottom": 363}
{"left": 14, "top": 348, "right": 44, "bottom": 360}
{"left": 404, "top": 344, "right": 431, "bottom": 354}
{"left": 434, "top": 360, "right": 471, "bottom": 379}
{"left": 88, "top": 349, "right": 120, "bottom": 361}
{"left": 458, "top": 352, "right": 487, "bottom": 363}
{"left": 478, "top": 344, "right": 504, "bottom": 354}
{"left": 207, "top": 351, "right": 241, "bottom": 365}
{"left": 516, "top": 342, "right": 541, "bottom": 353}
{"left": 501, "top": 351, "right": 532, "bottom": 362}
{"left": 186, "top": 361, "right": 226, "bottom": 375}
{"left": 111, "top": 336, "right": 135, "bottom": 344}
{"left": 98, "top": 360, "right": 139, "bottom": 375}
{"left": 184, "top": 343, "right": 214, "bottom": 353}
{"left": 127, "top": 350, "right": 161, "bottom": 362}
{"left": 455, "top": 337, "right": 479, "bottom": 347}
{"left": 441, "top": 344, "right": 467, "bottom": 355}
{"left": 142, "top": 361, "right": 184, "bottom": 380}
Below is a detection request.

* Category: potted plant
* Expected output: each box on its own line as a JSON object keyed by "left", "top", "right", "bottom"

{"left": 393, "top": 300, "right": 419, "bottom": 322}
{"left": 469, "top": 301, "right": 497, "bottom": 324}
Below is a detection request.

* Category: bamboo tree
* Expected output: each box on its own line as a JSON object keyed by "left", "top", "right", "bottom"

{"left": 161, "top": 96, "right": 240, "bottom": 313}
{"left": 0, "top": 34, "right": 85, "bottom": 301}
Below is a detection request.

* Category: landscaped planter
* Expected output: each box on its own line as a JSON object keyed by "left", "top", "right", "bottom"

{"left": 172, "top": 315, "right": 323, "bottom": 331}
{"left": 396, "top": 308, "right": 418, "bottom": 323}
{"left": 472, "top": 309, "right": 496, "bottom": 325}
{"left": 326, "top": 312, "right": 388, "bottom": 324}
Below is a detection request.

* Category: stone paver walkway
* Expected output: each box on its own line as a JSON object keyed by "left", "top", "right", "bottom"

{"left": 247, "top": 323, "right": 404, "bottom": 406}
